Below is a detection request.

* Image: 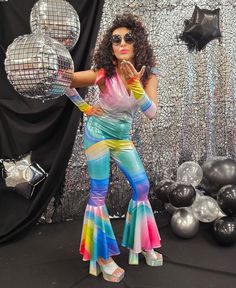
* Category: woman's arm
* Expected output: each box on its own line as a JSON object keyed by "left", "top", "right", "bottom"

{"left": 65, "top": 69, "right": 104, "bottom": 116}
{"left": 65, "top": 88, "right": 103, "bottom": 116}
{"left": 143, "top": 74, "right": 158, "bottom": 107}
{"left": 70, "top": 69, "right": 98, "bottom": 88}
{"left": 128, "top": 76, "right": 158, "bottom": 120}
{"left": 121, "top": 61, "right": 158, "bottom": 119}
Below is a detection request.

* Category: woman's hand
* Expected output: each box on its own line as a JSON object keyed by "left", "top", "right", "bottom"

{"left": 121, "top": 60, "right": 145, "bottom": 81}
{"left": 86, "top": 104, "right": 104, "bottom": 116}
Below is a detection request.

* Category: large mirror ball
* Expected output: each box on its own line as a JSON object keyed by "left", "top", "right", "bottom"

{"left": 5, "top": 0, "right": 81, "bottom": 100}
{"left": 30, "top": 0, "right": 80, "bottom": 50}
{"left": 5, "top": 33, "right": 74, "bottom": 100}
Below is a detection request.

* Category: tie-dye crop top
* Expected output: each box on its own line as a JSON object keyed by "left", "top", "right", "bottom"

{"left": 96, "top": 69, "right": 139, "bottom": 122}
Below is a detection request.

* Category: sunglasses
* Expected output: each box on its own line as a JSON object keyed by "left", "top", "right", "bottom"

{"left": 111, "top": 32, "right": 135, "bottom": 46}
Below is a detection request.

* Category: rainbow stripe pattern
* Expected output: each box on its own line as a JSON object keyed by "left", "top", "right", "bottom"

{"left": 122, "top": 199, "right": 161, "bottom": 253}
{"left": 78, "top": 71, "right": 161, "bottom": 262}
{"left": 127, "top": 77, "right": 157, "bottom": 119}
{"left": 80, "top": 204, "right": 120, "bottom": 261}
{"left": 79, "top": 135, "right": 161, "bottom": 261}
{"left": 66, "top": 88, "right": 92, "bottom": 115}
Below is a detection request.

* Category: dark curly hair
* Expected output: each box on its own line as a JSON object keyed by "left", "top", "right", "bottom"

{"left": 93, "top": 13, "right": 156, "bottom": 85}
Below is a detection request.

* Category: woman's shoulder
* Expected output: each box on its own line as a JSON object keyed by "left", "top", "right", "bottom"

{"left": 95, "top": 68, "right": 106, "bottom": 85}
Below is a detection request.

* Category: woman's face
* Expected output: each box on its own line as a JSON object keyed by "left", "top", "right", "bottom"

{"left": 111, "top": 27, "right": 135, "bottom": 63}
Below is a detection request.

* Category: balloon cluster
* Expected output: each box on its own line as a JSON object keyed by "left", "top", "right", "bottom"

{"left": 154, "top": 159, "right": 236, "bottom": 246}
{"left": 201, "top": 157, "right": 236, "bottom": 246}
{"left": 5, "top": 0, "right": 80, "bottom": 100}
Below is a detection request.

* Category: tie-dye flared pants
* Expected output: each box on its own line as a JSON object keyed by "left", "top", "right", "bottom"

{"left": 79, "top": 116, "right": 161, "bottom": 261}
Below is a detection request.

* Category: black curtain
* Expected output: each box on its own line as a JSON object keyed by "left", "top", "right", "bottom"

{"left": 0, "top": 0, "right": 104, "bottom": 244}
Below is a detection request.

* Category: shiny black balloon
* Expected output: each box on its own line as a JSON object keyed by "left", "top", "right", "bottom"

{"left": 179, "top": 6, "right": 221, "bottom": 52}
{"left": 201, "top": 158, "right": 236, "bottom": 197}
{"left": 212, "top": 216, "right": 236, "bottom": 246}
{"left": 217, "top": 185, "right": 236, "bottom": 216}
{"left": 169, "top": 183, "right": 196, "bottom": 208}
{"left": 154, "top": 179, "right": 175, "bottom": 203}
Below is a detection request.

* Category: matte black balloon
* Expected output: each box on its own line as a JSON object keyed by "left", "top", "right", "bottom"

{"left": 217, "top": 185, "right": 236, "bottom": 216}
{"left": 179, "top": 6, "right": 221, "bottom": 52}
{"left": 154, "top": 179, "right": 175, "bottom": 203}
{"left": 169, "top": 183, "right": 196, "bottom": 208}
{"left": 212, "top": 216, "right": 236, "bottom": 246}
{"left": 201, "top": 158, "right": 236, "bottom": 197}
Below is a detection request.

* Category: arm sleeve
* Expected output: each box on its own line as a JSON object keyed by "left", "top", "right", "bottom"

{"left": 65, "top": 88, "right": 92, "bottom": 115}
{"left": 127, "top": 77, "right": 157, "bottom": 119}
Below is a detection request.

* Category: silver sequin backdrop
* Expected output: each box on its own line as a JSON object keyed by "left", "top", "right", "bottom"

{"left": 41, "top": 0, "right": 236, "bottom": 223}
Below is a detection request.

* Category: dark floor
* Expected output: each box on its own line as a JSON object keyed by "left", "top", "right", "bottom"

{"left": 0, "top": 213, "right": 235, "bottom": 288}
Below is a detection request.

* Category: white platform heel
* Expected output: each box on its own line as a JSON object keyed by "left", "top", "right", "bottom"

{"left": 129, "top": 249, "right": 163, "bottom": 266}
{"left": 89, "top": 258, "right": 125, "bottom": 282}
{"left": 142, "top": 249, "right": 163, "bottom": 266}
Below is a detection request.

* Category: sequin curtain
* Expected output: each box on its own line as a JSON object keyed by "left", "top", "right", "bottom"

{"left": 42, "top": 0, "right": 236, "bottom": 222}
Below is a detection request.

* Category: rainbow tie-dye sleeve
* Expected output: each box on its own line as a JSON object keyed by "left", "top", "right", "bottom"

{"left": 65, "top": 88, "right": 93, "bottom": 115}
{"left": 127, "top": 77, "right": 157, "bottom": 119}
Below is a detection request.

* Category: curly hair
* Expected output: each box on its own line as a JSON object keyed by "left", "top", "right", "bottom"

{"left": 93, "top": 13, "right": 156, "bottom": 85}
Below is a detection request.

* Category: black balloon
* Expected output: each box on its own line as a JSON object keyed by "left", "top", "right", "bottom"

{"left": 169, "top": 183, "right": 196, "bottom": 208}
{"left": 179, "top": 6, "right": 221, "bottom": 52}
{"left": 217, "top": 185, "right": 236, "bottom": 217}
{"left": 212, "top": 216, "right": 236, "bottom": 246}
{"left": 201, "top": 158, "right": 236, "bottom": 197}
{"left": 154, "top": 179, "right": 175, "bottom": 203}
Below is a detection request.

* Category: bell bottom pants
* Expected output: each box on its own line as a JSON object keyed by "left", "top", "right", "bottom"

{"left": 79, "top": 139, "right": 161, "bottom": 261}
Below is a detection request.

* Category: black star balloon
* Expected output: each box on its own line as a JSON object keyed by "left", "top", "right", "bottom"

{"left": 179, "top": 6, "right": 221, "bottom": 51}
{"left": 1, "top": 152, "right": 48, "bottom": 199}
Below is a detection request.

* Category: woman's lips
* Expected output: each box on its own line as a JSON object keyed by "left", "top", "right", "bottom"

{"left": 120, "top": 49, "right": 128, "bottom": 54}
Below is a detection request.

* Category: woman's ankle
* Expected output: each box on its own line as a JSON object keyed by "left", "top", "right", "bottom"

{"left": 98, "top": 257, "right": 113, "bottom": 265}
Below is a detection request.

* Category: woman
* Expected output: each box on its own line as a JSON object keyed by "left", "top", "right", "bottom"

{"left": 66, "top": 13, "right": 162, "bottom": 283}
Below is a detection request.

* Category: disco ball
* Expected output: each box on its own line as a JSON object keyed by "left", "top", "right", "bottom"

{"left": 5, "top": 33, "right": 74, "bottom": 100}
{"left": 30, "top": 0, "right": 80, "bottom": 50}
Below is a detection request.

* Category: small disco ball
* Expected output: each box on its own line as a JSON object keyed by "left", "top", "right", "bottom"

{"left": 30, "top": 0, "right": 80, "bottom": 50}
{"left": 5, "top": 33, "right": 74, "bottom": 100}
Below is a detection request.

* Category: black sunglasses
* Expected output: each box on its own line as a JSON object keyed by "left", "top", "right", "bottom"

{"left": 111, "top": 32, "right": 135, "bottom": 45}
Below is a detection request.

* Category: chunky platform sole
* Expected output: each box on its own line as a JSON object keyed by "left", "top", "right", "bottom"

{"left": 89, "top": 259, "right": 125, "bottom": 282}
{"left": 129, "top": 250, "right": 163, "bottom": 266}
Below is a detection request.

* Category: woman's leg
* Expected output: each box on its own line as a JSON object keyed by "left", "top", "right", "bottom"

{"left": 111, "top": 141, "right": 161, "bottom": 254}
{"left": 80, "top": 140, "right": 120, "bottom": 262}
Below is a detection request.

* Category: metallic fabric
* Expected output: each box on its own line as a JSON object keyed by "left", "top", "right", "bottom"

{"left": 42, "top": 0, "right": 236, "bottom": 222}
